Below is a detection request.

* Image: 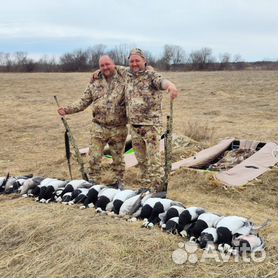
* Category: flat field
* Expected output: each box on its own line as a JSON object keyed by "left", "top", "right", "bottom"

{"left": 0, "top": 71, "right": 277, "bottom": 277}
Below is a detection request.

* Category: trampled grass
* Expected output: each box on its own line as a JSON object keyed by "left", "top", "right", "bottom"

{"left": 0, "top": 71, "right": 277, "bottom": 277}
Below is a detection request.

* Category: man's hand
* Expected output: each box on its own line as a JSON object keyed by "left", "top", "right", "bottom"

{"left": 90, "top": 69, "right": 101, "bottom": 83}
{"left": 57, "top": 107, "right": 67, "bottom": 116}
{"left": 167, "top": 84, "right": 178, "bottom": 99}
{"left": 161, "top": 80, "right": 178, "bottom": 99}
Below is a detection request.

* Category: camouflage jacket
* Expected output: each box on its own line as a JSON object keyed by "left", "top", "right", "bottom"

{"left": 65, "top": 71, "right": 127, "bottom": 127}
{"left": 120, "top": 68, "right": 165, "bottom": 126}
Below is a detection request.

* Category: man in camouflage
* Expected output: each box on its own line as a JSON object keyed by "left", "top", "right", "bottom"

{"left": 58, "top": 55, "right": 127, "bottom": 188}
{"left": 125, "top": 48, "right": 178, "bottom": 192}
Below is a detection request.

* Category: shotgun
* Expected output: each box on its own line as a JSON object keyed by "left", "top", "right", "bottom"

{"left": 162, "top": 98, "right": 173, "bottom": 192}
{"left": 54, "top": 95, "right": 89, "bottom": 181}
{"left": 64, "top": 130, "right": 73, "bottom": 180}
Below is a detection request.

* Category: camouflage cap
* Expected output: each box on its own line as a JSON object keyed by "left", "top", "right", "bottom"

{"left": 128, "top": 48, "right": 146, "bottom": 60}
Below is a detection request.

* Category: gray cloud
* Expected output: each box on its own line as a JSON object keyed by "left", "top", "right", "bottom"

{"left": 0, "top": 0, "right": 277, "bottom": 61}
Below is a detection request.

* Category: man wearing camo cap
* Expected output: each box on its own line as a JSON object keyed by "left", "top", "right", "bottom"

{"left": 57, "top": 55, "right": 127, "bottom": 189}
{"left": 126, "top": 48, "right": 178, "bottom": 192}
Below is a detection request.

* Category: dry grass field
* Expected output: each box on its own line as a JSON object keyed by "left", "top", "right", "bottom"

{"left": 0, "top": 70, "right": 277, "bottom": 278}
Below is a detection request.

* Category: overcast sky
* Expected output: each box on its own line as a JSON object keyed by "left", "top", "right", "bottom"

{"left": 0, "top": 0, "right": 277, "bottom": 61}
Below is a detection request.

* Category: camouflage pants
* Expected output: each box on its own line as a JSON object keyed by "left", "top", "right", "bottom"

{"left": 130, "top": 125, "right": 164, "bottom": 191}
{"left": 88, "top": 122, "right": 128, "bottom": 183}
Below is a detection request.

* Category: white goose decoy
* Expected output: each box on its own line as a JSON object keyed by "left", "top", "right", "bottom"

{"left": 162, "top": 216, "right": 180, "bottom": 234}
{"left": 20, "top": 176, "right": 45, "bottom": 195}
{"left": 187, "top": 213, "right": 222, "bottom": 241}
{"left": 4, "top": 175, "right": 31, "bottom": 194}
{"left": 68, "top": 188, "right": 89, "bottom": 205}
{"left": 160, "top": 205, "right": 186, "bottom": 230}
{"left": 80, "top": 184, "right": 105, "bottom": 209}
{"left": 31, "top": 178, "right": 57, "bottom": 198}
{"left": 95, "top": 188, "right": 118, "bottom": 212}
{"left": 0, "top": 173, "right": 11, "bottom": 193}
{"left": 60, "top": 179, "right": 92, "bottom": 196}
{"left": 138, "top": 197, "right": 165, "bottom": 222}
{"left": 144, "top": 199, "right": 182, "bottom": 228}
{"left": 231, "top": 234, "right": 265, "bottom": 254}
{"left": 118, "top": 191, "right": 151, "bottom": 218}
{"left": 216, "top": 216, "right": 253, "bottom": 252}
{"left": 198, "top": 227, "right": 218, "bottom": 249}
{"left": 111, "top": 189, "right": 137, "bottom": 214}
{"left": 177, "top": 207, "right": 206, "bottom": 237}
{"left": 60, "top": 192, "right": 73, "bottom": 204}
{"left": 39, "top": 179, "right": 69, "bottom": 203}
{"left": 217, "top": 216, "right": 270, "bottom": 253}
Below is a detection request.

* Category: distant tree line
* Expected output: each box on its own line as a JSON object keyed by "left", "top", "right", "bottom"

{"left": 0, "top": 44, "right": 277, "bottom": 72}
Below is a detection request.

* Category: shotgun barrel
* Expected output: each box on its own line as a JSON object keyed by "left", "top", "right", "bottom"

{"left": 64, "top": 130, "right": 73, "bottom": 180}
{"left": 54, "top": 95, "right": 88, "bottom": 181}
{"left": 162, "top": 98, "right": 173, "bottom": 192}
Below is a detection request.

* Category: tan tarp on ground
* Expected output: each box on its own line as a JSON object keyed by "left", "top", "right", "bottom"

{"left": 171, "top": 138, "right": 235, "bottom": 170}
{"left": 216, "top": 142, "right": 277, "bottom": 187}
{"left": 172, "top": 138, "right": 277, "bottom": 187}
{"left": 80, "top": 136, "right": 277, "bottom": 187}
